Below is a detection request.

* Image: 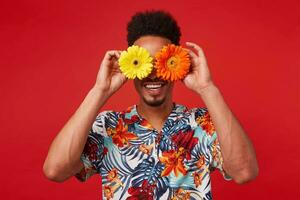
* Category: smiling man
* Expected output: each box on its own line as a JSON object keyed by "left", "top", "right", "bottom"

{"left": 43, "top": 10, "right": 258, "bottom": 200}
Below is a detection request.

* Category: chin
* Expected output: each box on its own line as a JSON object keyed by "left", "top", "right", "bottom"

{"left": 134, "top": 77, "right": 174, "bottom": 107}
{"left": 142, "top": 97, "right": 166, "bottom": 107}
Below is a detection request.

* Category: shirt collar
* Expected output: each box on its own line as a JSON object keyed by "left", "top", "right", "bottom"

{"left": 124, "top": 103, "right": 187, "bottom": 123}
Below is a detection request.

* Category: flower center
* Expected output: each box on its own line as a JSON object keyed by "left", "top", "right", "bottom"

{"left": 167, "top": 56, "right": 178, "bottom": 69}
{"left": 133, "top": 59, "right": 139, "bottom": 66}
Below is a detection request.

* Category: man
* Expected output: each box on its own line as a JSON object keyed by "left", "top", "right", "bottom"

{"left": 43, "top": 10, "right": 258, "bottom": 199}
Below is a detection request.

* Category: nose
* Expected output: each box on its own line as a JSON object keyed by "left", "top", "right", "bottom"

{"left": 148, "top": 68, "right": 157, "bottom": 80}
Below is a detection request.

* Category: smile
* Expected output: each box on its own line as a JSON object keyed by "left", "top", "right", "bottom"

{"left": 143, "top": 82, "right": 165, "bottom": 89}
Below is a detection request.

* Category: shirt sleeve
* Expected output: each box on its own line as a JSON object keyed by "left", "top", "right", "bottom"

{"left": 208, "top": 134, "right": 232, "bottom": 180}
{"left": 74, "top": 111, "right": 109, "bottom": 182}
{"left": 193, "top": 107, "right": 232, "bottom": 181}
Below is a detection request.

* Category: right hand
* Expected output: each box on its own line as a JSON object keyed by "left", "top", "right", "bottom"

{"left": 94, "top": 50, "right": 127, "bottom": 96}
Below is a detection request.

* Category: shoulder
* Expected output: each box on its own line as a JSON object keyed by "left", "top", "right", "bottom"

{"left": 94, "top": 105, "right": 136, "bottom": 125}
{"left": 178, "top": 105, "right": 215, "bottom": 136}
{"left": 190, "top": 107, "right": 216, "bottom": 137}
{"left": 96, "top": 110, "right": 119, "bottom": 119}
{"left": 175, "top": 104, "right": 209, "bottom": 120}
{"left": 189, "top": 107, "right": 209, "bottom": 118}
{"left": 91, "top": 110, "right": 121, "bottom": 136}
{"left": 174, "top": 103, "right": 207, "bottom": 115}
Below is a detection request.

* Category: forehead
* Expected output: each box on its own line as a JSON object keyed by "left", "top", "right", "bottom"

{"left": 133, "top": 36, "right": 172, "bottom": 56}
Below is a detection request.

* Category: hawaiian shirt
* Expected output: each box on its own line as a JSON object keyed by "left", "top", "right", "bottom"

{"left": 75, "top": 103, "right": 232, "bottom": 200}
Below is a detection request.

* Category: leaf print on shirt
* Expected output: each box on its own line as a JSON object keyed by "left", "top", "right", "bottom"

{"left": 130, "top": 157, "right": 169, "bottom": 199}
{"left": 107, "top": 118, "right": 138, "bottom": 147}
{"left": 75, "top": 105, "right": 232, "bottom": 199}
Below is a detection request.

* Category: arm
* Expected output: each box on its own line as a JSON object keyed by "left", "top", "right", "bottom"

{"left": 197, "top": 83, "right": 258, "bottom": 184}
{"left": 184, "top": 42, "right": 259, "bottom": 184}
{"left": 43, "top": 50, "right": 126, "bottom": 182}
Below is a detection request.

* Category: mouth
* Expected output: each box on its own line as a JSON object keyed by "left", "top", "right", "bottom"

{"left": 143, "top": 82, "right": 165, "bottom": 89}
{"left": 142, "top": 81, "right": 166, "bottom": 95}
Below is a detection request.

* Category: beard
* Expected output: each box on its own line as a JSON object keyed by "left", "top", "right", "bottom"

{"left": 142, "top": 96, "right": 166, "bottom": 107}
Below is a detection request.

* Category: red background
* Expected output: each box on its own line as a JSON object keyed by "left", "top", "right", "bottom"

{"left": 1, "top": 0, "right": 299, "bottom": 199}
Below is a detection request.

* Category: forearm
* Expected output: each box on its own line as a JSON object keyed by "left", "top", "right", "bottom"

{"left": 197, "top": 83, "right": 258, "bottom": 183}
{"left": 43, "top": 85, "right": 110, "bottom": 181}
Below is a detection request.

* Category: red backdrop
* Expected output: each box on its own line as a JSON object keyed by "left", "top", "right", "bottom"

{"left": 1, "top": 0, "right": 299, "bottom": 199}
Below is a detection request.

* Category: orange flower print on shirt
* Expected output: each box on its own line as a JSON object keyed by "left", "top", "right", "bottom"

{"left": 196, "top": 112, "right": 215, "bottom": 135}
{"left": 196, "top": 155, "right": 206, "bottom": 169}
{"left": 107, "top": 168, "right": 118, "bottom": 182}
{"left": 104, "top": 185, "right": 115, "bottom": 200}
{"left": 107, "top": 118, "right": 138, "bottom": 147}
{"left": 159, "top": 147, "right": 187, "bottom": 177}
{"left": 211, "top": 139, "right": 223, "bottom": 166}
{"left": 171, "top": 188, "right": 191, "bottom": 200}
{"left": 107, "top": 168, "right": 123, "bottom": 187}
{"left": 139, "top": 143, "right": 154, "bottom": 155}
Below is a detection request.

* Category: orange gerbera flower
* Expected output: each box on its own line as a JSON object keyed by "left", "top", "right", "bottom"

{"left": 155, "top": 44, "right": 191, "bottom": 81}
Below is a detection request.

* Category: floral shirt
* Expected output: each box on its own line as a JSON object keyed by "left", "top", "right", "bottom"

{"left": 75, "top": 103, "right": 231, "bottom": 200}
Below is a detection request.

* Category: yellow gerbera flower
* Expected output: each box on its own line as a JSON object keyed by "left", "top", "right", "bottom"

{"left": 155, "top": 44, "right": 191, "bottom": 81}
{"left": 118, "top": 45, "right": 153, "bottom": 79}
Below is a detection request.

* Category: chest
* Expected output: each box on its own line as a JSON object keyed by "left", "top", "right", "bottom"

{"left": 101, "top": 118, "right": 198, "bottom": 177}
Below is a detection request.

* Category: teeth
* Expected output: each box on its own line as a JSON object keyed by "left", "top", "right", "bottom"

{"left": 145, "top": 84, "right": 162, "bottom": 89}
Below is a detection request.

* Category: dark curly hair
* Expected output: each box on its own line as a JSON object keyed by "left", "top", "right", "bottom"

{"left": 127, "top": 10, "right": 181, "bottom": 46}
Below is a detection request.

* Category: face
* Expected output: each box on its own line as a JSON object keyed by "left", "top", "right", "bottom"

{"left": 133, "top": 36, "right": 174, "bottom": 107}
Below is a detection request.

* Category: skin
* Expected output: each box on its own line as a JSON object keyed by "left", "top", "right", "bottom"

{"left": 43, "top": 35, "right": 259, "bottom": 184}
{"left": 133, "top": 36, "right": 175, "bottom": 131}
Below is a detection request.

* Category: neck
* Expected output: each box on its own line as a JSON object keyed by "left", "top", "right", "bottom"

{"left": 136, "top": 98, "right": 174, "bottom": 130}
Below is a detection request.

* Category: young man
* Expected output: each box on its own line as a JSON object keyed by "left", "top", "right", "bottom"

{"left": 43, "top": 10, "right": 258, "bottom": 199}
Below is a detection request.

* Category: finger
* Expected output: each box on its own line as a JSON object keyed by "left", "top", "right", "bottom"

{"left": 185, "top": 42, "right": 205, "bottom": 58}
{"left": 101, "top": 51, "right": 121, "bottom": 75}
{"left": 104, "top": 50, "right": 121, "bottom": 61}
{"left": 116, "top": 50, "right": 122, "bottom": 58}
{"left": 112, "top": 51, "right": 121, "bottom": 59}
{"left": 183, "top": 48, "right": 198, "bottom": 60}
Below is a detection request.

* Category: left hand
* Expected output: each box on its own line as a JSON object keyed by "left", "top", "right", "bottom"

{"left": 183, "top": 42, "right": 215, "bottom": 93}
